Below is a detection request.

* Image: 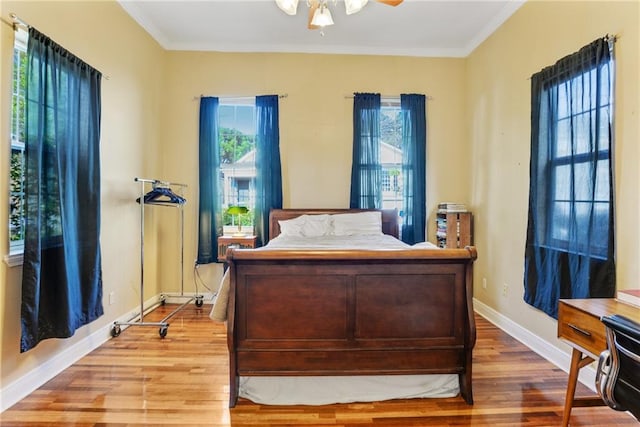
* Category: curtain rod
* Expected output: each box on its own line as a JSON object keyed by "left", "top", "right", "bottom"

{"left": 605, "top": 33, "right": 618, "bottom": 52}
{"left": 344, "top": 94, "right": 433, "bottom": 100}
{"left": 7, "top": 12, "right": 111, "bottom": 80}
{"left": 526, "top": 33, "right": 619, "bottom": 81}
{"left": 135, "top": 177, "right": 187, "bottom": 188}
{"left": 193, "top": 94, "right": 288, "bottom": 101}
{"left": 9, "top": 13, "right": 29, "bottom": 30}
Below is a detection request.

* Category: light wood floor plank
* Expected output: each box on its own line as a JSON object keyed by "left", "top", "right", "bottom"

{"left": 1, "top": 304, "right": 637, "bottom": 426}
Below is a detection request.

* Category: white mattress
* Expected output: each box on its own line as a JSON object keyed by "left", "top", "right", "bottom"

{"left": 239, "top": 374, "right": 459, "bottom": 405}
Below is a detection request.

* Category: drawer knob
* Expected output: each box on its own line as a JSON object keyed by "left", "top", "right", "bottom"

{"left": 568, "top": 323, "right": 592, "bottom": 337}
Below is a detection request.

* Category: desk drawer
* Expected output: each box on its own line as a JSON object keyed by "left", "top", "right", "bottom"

{"left": 558, "top": 301, "right": 606, "bottom": 357}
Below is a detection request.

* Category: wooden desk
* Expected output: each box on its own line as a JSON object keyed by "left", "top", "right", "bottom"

{"left": 557, "top": 298, "right": 640, "bottom": 426}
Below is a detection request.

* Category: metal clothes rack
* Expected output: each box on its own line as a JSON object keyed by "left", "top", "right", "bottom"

{"left": 111, "top": 178, "right": 203, "bottom": 338}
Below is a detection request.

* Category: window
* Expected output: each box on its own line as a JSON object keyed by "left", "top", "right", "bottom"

{"left": 547, "top": 71, "right": 611, "bottom": 259}
{"left": 380, "top": 100, "right": 403, "bottom": 214}
{"left": 9, "top": 28, "right": 28, "bottom": 256}
{"left": 198, "top": 94, "right": 280, "bottom": 262}
{"left": 351, "top": 93, "right": 426, "bottom": 244}
{"left": 524, "top": 37, "right": 615, "bottom": 318}
{"left": 218, "top": 100, "right": 256, "bottom": 235}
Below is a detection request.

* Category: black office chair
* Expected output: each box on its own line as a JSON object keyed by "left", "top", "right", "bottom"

{"left": 595, "top": 314, "right": 640, "bottom": 420}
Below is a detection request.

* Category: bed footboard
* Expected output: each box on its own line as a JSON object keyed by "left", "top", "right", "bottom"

{"left": 226, "top": 247, "right": 477, "bottom": 407}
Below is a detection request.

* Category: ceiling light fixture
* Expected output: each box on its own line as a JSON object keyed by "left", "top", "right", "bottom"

{"left": 345, "top": 0, "right": 369, "bottom": 15}
{"left": 275, "top": 0, "right": 403, "bottom": 35}
{"left": 310, "top": 3, "right": 334, "bottom": 28}
{"left": 275, "top": 0, "right": 299, "bottom": 15}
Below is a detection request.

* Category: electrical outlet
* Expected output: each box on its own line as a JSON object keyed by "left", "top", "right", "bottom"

{"left": 482, "top": 277, "right": 487, "bottom": 289}
{"left": 109, "top": 292, "right": 115, "bottom": 305}
{"left": 502, "top": 283, "right": 508, "bottom": 297}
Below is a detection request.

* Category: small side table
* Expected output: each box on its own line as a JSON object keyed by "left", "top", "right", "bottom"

{"left": 218, "top": 235, "right": 257, "bottom": 263}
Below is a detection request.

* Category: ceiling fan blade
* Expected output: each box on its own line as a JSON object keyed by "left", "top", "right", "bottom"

{"left": 375, "top": 0, "right": 403, "bottom": 6}
{"left": 308, "top": 0, "right": 320, "bottom": 29}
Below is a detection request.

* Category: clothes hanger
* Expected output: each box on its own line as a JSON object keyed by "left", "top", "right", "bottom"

{"left": 137, "top": 183, "right": 186, "bottom": 205}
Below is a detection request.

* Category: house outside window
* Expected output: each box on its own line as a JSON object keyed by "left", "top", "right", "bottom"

{"left": 9, "top": 28, "right": 28, "bottom": 257}
{"left": 380, "top": 99, "right": 403, "bottom": 216}
{"left": 218, "top": 100, "right": 256, "bottom": 235}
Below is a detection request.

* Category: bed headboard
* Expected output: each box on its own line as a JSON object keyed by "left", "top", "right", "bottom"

{"left": 268, "top": 208, "right": 400, "bottom": 241}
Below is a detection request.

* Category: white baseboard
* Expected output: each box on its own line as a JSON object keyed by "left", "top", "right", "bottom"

{"left": 0, "top": 292, "right": 213, "bottom": 412}
{"left": 473, "top": 298, "right": 597, "bottom": 392}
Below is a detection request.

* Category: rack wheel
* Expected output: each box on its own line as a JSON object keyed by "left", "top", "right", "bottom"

{"left": 195, "top": 297, "right": 204, "bottom": 308}
{"left": 160, "top": 296, "right": 167, "bottom": 306}
{"left": 159, "top": 326, "right": 168, "bottom": 338}
{"left": 111, "top": 325, "right": 121, "bottom": 337}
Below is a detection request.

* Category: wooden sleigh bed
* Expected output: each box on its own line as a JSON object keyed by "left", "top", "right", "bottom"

{"left": 223, "top": 208, "right": 478, "bottom": 407}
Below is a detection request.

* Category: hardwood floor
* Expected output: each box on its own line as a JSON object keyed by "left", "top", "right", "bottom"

{"left": 1, "top": 304, "right": 637, "bottom": 426}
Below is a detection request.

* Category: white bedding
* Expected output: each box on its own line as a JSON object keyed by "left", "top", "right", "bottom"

{"left": 239, "top": 374, "right": 459, "bottom": 405}
{"left": 264, "top": 233, "right": 438, "bottom": 250}
{"left": 209, "top": 234, "right": 456, "bottom": 405}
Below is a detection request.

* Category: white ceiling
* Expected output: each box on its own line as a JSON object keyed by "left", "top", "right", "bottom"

{"left": 118, "top": 0, "right": 525, "bottom": 58}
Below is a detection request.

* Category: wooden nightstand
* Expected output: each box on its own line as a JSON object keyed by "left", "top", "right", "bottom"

{"left": 217, "top": 235, "right": 257, "bottom": 262}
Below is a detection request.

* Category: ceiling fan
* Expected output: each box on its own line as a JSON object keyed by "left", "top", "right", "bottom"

{"left": 275, "top": 0, "right": 404, "bottom": 32}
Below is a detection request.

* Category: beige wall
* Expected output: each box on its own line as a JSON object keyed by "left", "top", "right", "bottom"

{"left": 160, "top": 51, "right": 469, "bottom": 288}
{"left": 467, "top": 0, "right": 639, "bottom": 343}
{"left": 0, "top": 0, "right": 166, "bottom": 395}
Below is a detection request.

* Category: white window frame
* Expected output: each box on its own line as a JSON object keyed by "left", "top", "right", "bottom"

{"left": 5, "top": 28, "right": 28, "bottom": 266}
{"left": 218, "top": 98, "right": 257, "bottom": 236}
{"left": 380, "top": 97, "right": 403, "bottom": 213}
{"left": 545, "top": 64, "right": 612, "bottom": 260}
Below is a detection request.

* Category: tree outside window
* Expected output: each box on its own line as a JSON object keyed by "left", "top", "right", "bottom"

{"left": 9, "top": 29, "right": 27, "bottom": 254}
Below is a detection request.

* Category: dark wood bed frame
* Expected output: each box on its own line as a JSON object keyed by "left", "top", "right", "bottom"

{"left": 225, "top": 208, "right": 478, "bottom": 407}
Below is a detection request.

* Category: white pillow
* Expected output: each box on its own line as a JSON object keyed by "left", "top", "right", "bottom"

{"left": 331, "top": 211, "right": 383, "bottom": 236}
{"left": 278, "top": 216, "right": 306, "bottom": 237}
{"left": 299, "top": 214, "right": 332, "bottom": 237}
{"left": 278, "top": 214, "right": 332, "bottom": 237}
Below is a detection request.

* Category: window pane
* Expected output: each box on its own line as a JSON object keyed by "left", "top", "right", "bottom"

{"left": 219, "top": 101, "right": 256, "bottom": 232}
{"left": 573, "top": 162, "right": 594, "bottom": 200}
{"left": 591, "top": 202, "right": 610, "bottom": 256}
{"left": 573, "top": 110, "right": 593, "bottom": 155}
{"left": 594, "top": 159, "right": 610, "bottom": 201}
{"left": 554, "top": 165, "right": 570, "bottom": 200}
{"left": 10, "top": 146, "right": 25, "bottom": 243}
{"left": 380, "top": 105, "right": 402, "bottom": 213}
{"left": 548, "top": 59, "right": 612, "bottom": 257}
{"left": 550, "top": 201, "right": 569, "bottom": 242}
{"left": 9, "top": 34, "right": 27, "bottom": 253}
{"left": 556, "top": 116, "right": 571, "bottom": 157}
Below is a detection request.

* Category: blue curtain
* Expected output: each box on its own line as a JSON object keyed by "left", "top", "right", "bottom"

{"left": 350, "top": 93, "right": 381, "bottom": 209}
{"left": 400, "top": 94, "right": 426, "bottom": 244}
{"left": 524, "top": 37, "right": 615, "bottom": 318}
{"left": 21, "top": 28, "right": 103, "bottom": 352}
{"left": 196, "top": 97, "right": 222, "bottom": 264}
{"left": 254, "top": 95, "right": 283, "bottom": 246}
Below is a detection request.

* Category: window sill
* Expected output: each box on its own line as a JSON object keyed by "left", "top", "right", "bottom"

{"left": 4, "top": 252, "right": 24, "bottom": 267}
